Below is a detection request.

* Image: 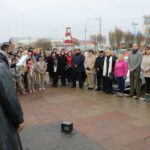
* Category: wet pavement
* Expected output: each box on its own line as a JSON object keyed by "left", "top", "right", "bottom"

{"left": 20, "top": 86, "right": 150, "bottom": 150}
{"left": 21, "top": 122, "right": 104, "bottom": 150}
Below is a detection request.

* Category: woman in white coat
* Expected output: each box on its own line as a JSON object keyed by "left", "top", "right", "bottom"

{"left": 141, "top": 46, "right": 150, "bottom": 102}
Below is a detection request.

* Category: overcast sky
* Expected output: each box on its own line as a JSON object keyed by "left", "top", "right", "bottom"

{"left": 0, "top": 0, "right": 150, "bottom": 42}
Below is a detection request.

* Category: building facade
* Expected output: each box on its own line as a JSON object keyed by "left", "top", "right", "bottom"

{"left": 143, "top": 16, "right": 150, "bottom": 37}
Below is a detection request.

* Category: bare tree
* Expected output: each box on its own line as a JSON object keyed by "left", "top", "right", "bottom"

{"left": 114, "top": 28, "right": 124, "bottom": 49}
{"left": 97, "top": 34, "right": 106, "bottom": 47}
{"left": 145, "top": 37, "right": 150, "bottom": 45}
{"left": 124, "top": 31, "right": 134, "bottom": 48}
{"left": 34, "top": 38, "right": 52, "bottom": 50}
{"left": 90, "top": 34, "right": 106, "bottom": 49}
{"left": 135, "top": 31, "right": 145, "bottom": 47}
{"left": 109, "top": 31, "right": 116, "bottom": 49}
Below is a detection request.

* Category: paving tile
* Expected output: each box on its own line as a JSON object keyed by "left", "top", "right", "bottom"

{"left": 19, "top": 87, "right": 150, "bottom": 149}
{"left": 100, "top": 139, "right": 132, "bottom": 150}
{"left": 112, "top": 132, "right": 140, "bottom": 146}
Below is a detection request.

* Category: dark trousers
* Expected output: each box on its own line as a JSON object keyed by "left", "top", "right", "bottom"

{"left": 67, "top": 68, "right": 73, "bottom": 82}
{"left": 82, "top": 71, "right": 86, "bottom": 85}
{"left": 60, "top": 71, "right": 66, "bottom": 86}
{"left": 52, "top": 72, "right": 58, "bottom": 87}
{"left": 117, "top": 77, "right": 125, "bottom": 93}
{"left": 130, "top": 70, "right": 141, "bottom": 96}
{"left": 96, "top": 71, "right": 103, "bottom": 90}
{"left": 103, "top": 76, "right": 113, "bottom": 93}
{"left": 72, "top": 71, "right": 83, "bottom": 87}
{"left": 145, "top": 77, "right": 150, "bottom": 94}
{"left": 24, "top": 72, "right": 28, "bottom": 89}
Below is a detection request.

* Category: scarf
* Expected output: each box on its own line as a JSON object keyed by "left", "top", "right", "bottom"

{"left": 103, "top": 56, "right": 113, "bottom": 77}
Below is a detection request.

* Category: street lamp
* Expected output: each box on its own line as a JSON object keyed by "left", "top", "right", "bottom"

{"left": 132, "top": 22, "right": 138, "bottom": 36}
{"left": 85, "top": 17, "right": 101, "bottom": 51}
{"left": 132, "top": 22, "right": 138, "bottom": 43}
{"left": 85, "top": 18, "right": 98, "bottom": 51}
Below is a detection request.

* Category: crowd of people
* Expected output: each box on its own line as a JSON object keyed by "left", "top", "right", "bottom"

{"left": 0, "top": 43, "right": 150, "bottom": 102}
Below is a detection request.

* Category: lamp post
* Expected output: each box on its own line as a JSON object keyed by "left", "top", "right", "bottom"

{"left": 99, "top": 17, "right": 102, "bottom": 49}
{"left": 132, "top": 22, "right": 138, "bottom": 43}
{"left": 85, "top": 18, "right": 98, "bottom": 51}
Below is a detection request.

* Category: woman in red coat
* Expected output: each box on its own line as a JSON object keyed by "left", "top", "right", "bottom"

{"left": 66, "top": 51, "right": 73, "bottom": 83}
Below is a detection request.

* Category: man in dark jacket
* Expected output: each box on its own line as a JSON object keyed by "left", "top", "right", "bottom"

{"left": 0, "top": 43, "right": 11, "bottom": 66}
{"left": 57, "top": 51, "right": 67, "bottom": 86}
{"left": 94, "top": 50, "right": 105, "bottom": 91}
{"left": 71, "top": 48, "right": 85, "bottom": 88}
{"left": 47, "top": 52, "right": 59, "bottom": 87}
{"left": 0, "top": 43, "right": 24, "bottom": 150}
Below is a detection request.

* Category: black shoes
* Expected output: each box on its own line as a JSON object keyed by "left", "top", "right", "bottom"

{"left": 126, "top": 94, "right": 133, "bottom": 97}
{"left": 71, "top": 86, "right": 76, "bottom": 88}
{"left": 79, "top": 86, "right": 84, "bottom": 89}
{"left": 95, "top": 88, "right": 101, "bottom": 91}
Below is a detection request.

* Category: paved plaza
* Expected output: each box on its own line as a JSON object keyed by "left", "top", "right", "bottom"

{"left": 20, "top": 87, "right": 150, "bottom": 150}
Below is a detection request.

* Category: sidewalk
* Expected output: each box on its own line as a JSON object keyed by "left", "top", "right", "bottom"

{"left": 20, "top": 87, "right": 150, "bottom": 150}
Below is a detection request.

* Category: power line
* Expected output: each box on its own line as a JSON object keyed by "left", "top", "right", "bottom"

{"left": 72, "top": 16, "right": 141, "bottom": 36}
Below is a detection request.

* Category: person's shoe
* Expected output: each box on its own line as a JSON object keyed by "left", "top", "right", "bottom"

{"left": 71, "top": 86, "right": 76, "bottom": 88}
{"left": 53, "top": 85, "right": 58, "bottom": 87}
{"left": 95, "top": 88, "right": 101, "bottom": 91}
{"left": 106, "top": 91, "right": 114, "bottom": 94}
{"left": 117, "top": 93, "right": 124, "bottom": 97}
{"left": 126, "top": 94, "right": 133, "bottom": 97}
{"left": 133, "top": 96, "right": 139, "bottom": 100}
{"left": 32, "top": 89, "right": 36, "bottom": 92}
{"left": 88, "top": 87, "right": 94, "bottom": 90}
{"left": 29, "top": 90, "right": 32, "bottom": 94}
{"left": 140, "top": 97, "right": 145, "bottom": 101}
{"left": 39, "top": 88, "right": 42, "bottom": 91}
{"left": 22, "top": 92, "right": 27, "bottom": 95}
{"left": 42, "top": 88, "right": 45, "bottom": 90}
{"left": 109, "top": 91, "right": 115, "bottom": 95}
{"left": 79, "top": 86, "right": 84, "bottom": 89}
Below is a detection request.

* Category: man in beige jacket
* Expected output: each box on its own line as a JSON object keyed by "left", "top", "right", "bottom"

{"left": 85, "top": 50, "right": 96, "bottom": 90}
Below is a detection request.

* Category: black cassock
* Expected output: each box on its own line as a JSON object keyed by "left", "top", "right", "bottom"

{"left": 0, "top": 61, "right": 24, "bottom": 150}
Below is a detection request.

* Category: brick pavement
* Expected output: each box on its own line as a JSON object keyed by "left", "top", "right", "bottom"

{"left": 20, "top": 87, "right": 150, "bottom": 150}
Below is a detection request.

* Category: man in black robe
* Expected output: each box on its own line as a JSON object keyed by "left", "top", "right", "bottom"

{"left": 0, "top": 43, "right": 25, "bottom": 150}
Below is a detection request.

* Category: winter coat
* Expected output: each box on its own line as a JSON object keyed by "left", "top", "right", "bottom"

{"left": 47, "top": 56, "right": 58, "bottom": 75}
{"left": 0, "top": 50, "right": 9, "bottom": 66}
{"left": 141, "top": 55, "right": 150, "bottom": 77}
{"left": 103, "top": 56, "right": 116, "bottom": 78}
{"left": 0, "top": 60, "right": 24, "bottom": 150}
{"left": 94, "top": 56, "right": 105, "bottom": 73}
{"left": 114, "top": 60, "right": 128, "bottom": 77}
{"left": 85, "top": 54, "right": 96, "bottom": 74}
{"left": 36, "top": 61, "right": 47, "bottom": 74}
{"left": 72, "top": 53, "right": 85, "bottom": 73}
{"left": 57, "top": 55, "right": 67, "bottom": 73}
{"left": 67, "top": 56, "right": 72, "bottom": 66}
{"left": 128, "top": 51, "right": 143, "bottom": 71}
{"left": 34, "top": 53, "right": 39, "bottom": 61}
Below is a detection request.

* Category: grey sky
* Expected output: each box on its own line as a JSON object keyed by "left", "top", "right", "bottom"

{"left": 0, "top": 0, "right": 150, "bottom": 42}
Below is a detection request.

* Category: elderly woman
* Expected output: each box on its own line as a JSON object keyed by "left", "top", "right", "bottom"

{"left": 85, "top": 50, "right": 96, "bottom": 90}
{"left": 114, "top": 54, "right": 128, "bottom": 97}
{"left": 141, "top": 46, "right": 150, "bottom": 102}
